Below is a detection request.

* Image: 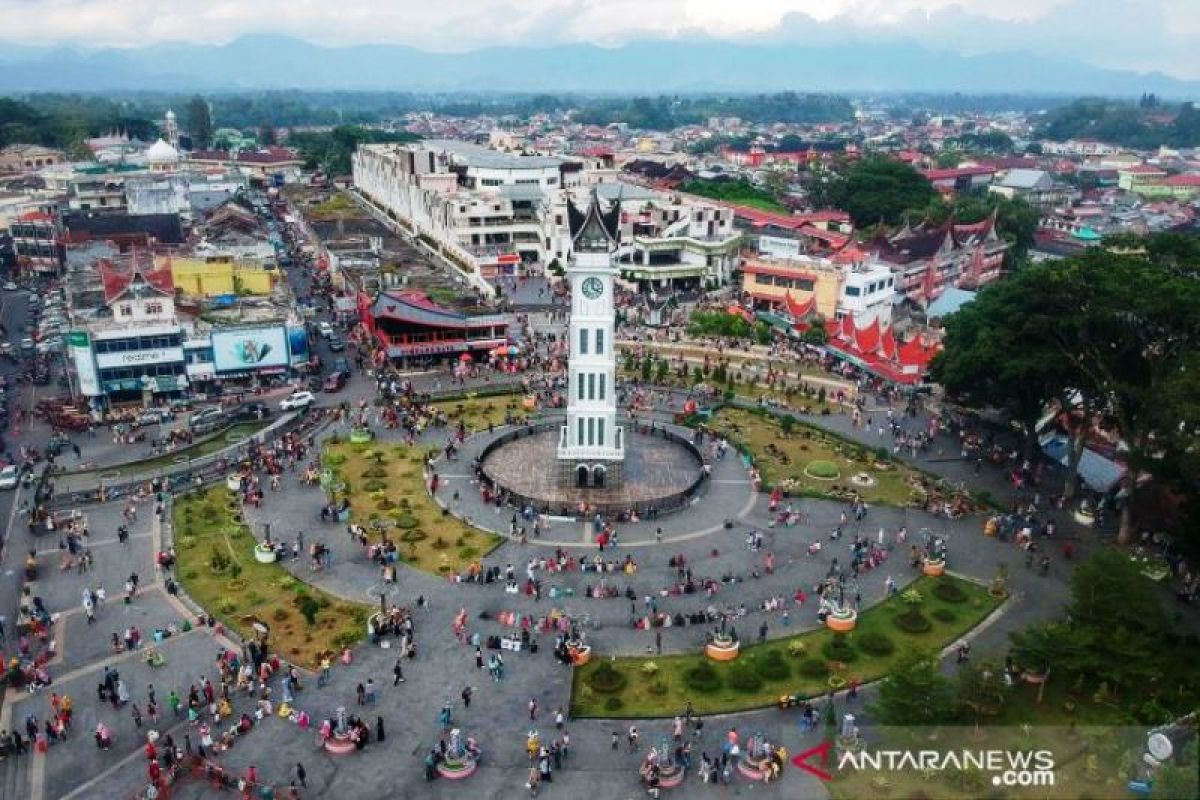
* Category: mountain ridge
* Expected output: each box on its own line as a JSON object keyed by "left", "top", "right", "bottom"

{"left": 0, "top": 35, "right": 1195, "bottom": 96}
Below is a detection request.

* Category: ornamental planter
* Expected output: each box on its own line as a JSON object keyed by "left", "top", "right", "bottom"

{"left": 705, "top": 636, "right": 740, "bottom": 662}
{"left": 1073, "top": 508, "right": 1095, "bottom": 527}
{"left": 254, "top": 544, "right": 278, "bottom": 564}
{"left": 826, "top": 609, "right": 858, "bottom": 632}
{"left": 568, "top": 643, "right": 592, "bottom": 667}
{"left": 922, "top": 558, "right": 946, "bottom": 577}
{"left": 226, "top": 474, "right": 244, "bottom": 492}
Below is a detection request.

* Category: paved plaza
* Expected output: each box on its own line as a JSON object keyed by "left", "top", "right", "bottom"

{"left": 0, "top": 373, "right": 1103, "bottom": 800}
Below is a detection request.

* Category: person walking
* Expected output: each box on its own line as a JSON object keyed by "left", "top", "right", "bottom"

{"left": 295, "top": 762, "right": 306, "bottom": 789}
{"left": 392, "top": 659, "right": 405, "bottom": 685}
{"left": 461, "top": 686, "right": 472, "bottom": 709}
{"left": 528, "top": 698, "right": 538, "bottom": 721}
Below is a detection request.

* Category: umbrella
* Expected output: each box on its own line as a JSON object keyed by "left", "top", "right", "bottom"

{"left": 459, "top": 353, "right": 472, "bottom": 362}
{"left": 508, "top": 345, "right": 520, "bottom": 355}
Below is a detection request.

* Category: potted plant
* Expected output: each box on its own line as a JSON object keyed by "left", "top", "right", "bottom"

{"left": 254, "top": 540, "right": 278, "bottom": 564}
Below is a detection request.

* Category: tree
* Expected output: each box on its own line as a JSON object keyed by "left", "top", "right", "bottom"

{"left": 812, "top": 157, "right": 937, "bottom": 227}
{"left": 186, "top": 95, "right": 213, "bottom": 149}
{"left": 869, "top": 649, "right": 957, "bottom": 726}
{"left": 258, "top": 121, "right": 277, "bottom": 146}
{"left": 800, "top": 326, "right": 827, "bottom": 346}
{"left": 957, "top": 659, "right": 1011, "bottom": 728}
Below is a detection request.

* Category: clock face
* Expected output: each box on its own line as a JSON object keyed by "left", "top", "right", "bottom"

{"left": 581, "top": 277, "right": 604, "bottom": 300}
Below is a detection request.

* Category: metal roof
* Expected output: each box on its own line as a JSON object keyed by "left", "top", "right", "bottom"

{"left": 423, "top": 139, "right": 563, "bottom": 170}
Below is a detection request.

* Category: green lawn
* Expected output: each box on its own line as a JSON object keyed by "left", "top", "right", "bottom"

{"left": 172, "top": 486, "right": 368, "bottom": 667}
{"left": 322, "top": 436, "right": 503, "bottom": 576}
{"left": 70, "top": 420, "right": 272, "bottom": 478}
{"left": 570, "top": 575, "right": 1002, "bottom": 717}
{"left": 708, "top": 406, "right": 925, "bottom": 506}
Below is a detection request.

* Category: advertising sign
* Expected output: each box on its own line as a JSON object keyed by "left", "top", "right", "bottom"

{"left": 287, "top": 326, "right": 309, "bottom": 365}
{"left": 211, "top": 327, "right": 289, "bottom": 373}
{"left": 69, "top": 330, "right": 101, "bottom": 397}
{"left": 94, "top": 347, "right": 184, "bottom": 369}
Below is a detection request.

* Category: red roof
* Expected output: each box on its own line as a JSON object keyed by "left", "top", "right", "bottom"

{"left": 826, "top": 313, "right": 940, "bottom": 385}
{"left": 188, "top": 147, "right": 302, "bottom": 166}
{"left": 784, "top": 292, "right": 815, "bottom": 320}
{"left": 1164, "top": 174, "right": 1200, "bottom": 187}
{"left": 576, "top": 146, "right": 613, "bottom": 158}
{"left": 16, "top": 210, "right": 54, "bottom": 224}
{"left": 799, "top": 225, "right": 850, "bottom": 248}
{"left": 98, "top": 255, "right": 175, "bottom": 305}
{"left": 732, "top": 206, "right": 850, "bottom": 231}
{"left": 1123, "top": 164, "right": 1167, "bottom": 175}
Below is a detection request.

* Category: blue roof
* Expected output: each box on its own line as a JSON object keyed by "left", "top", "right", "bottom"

{"left": 927, "top": 287, "right": 977, "bottom": 318}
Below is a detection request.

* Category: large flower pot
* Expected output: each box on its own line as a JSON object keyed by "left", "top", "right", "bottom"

{"left": 826, "top": 610, "right": 858, "bottom": 632}
{"left": 1073, "top": 509, "right": 1095, "bottom": 527}
{"left": 323, "top": 734, "right": 356, "bottom": 755}
{"left": 922, "top": 559, "right": 945, "bottom": 577}
{"left": 226, "top": 474, "right": 243, "bottom": 492}
{"left": 705, "top": 639, "right": 739, "bottom": 662}
{"left": 254, "top": 546, "right": 277, "bottom": 564}
{"left": 437, "top": 756, "right": 478, "bottom": 780}
{"left": 568, "top": 644, "right": 591, "bottom": 667}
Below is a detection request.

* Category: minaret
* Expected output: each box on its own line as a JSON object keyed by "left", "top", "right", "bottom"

{"left": 557, "top": 189, "right": 625, "bottom": 489}
{"left": 164, "top": 109, "right": 179, "bottom": 148}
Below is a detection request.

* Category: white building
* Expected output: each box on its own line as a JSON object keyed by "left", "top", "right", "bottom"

{"left": 839, "top": 260, "right": 898, "bottom": 325}
{"left": 558, "top": 192, "right": 624, "bottom": 488}
{"left": 353, "top": 139, "right": 739, "bottom": 289}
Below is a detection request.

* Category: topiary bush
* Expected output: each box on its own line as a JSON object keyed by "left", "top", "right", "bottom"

{"left": 821, "top": 633, "right": 857, "bottom": 662}
{"left": 362, "top": 466, "right": 388, "bottom": 479}
{"left": 604, "top": 696, "right": 625, "bottom": 712}
{"left": 363, "top": 480, "right": 387, "bottom": 493}
{"left": 587, "top": 663, "right": 628, "bottom": 694}
{"left": 805, "top": 460, "right": 840, "bottom": 479}
{"left": 297, "top": 596, "right": 320, "bottom": 626}
{"left": 894, "top": 608, "right": 933, "bottom": 634}
{"left": 395, "top": 513, "right": 419, "bottom": 529}
{"left": 932, "top": 608, "right": 957, "bottom": 623}
{"left": 799, "top": 659, "right": 830, "bottom": 679}
{"left": 684, "top": 663, "right": 723, "bottom": 693}
{"left": 856, "top": 631, "right": 895, "bottom": 657}
{"left": 933, "top": 581, "right": 968, "bottom": 604}
{"left": 754, "top": 650, "right": 791, "bottom": 681}
{"left": 728, "top": 664, "right": 764, "bottom": 694}
{"left": 399, "top": 529, "right": 427, "bottom": 543}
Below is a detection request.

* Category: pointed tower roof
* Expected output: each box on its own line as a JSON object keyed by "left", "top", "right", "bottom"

{"left": 568, "top": 188, "right": 620, "bottom": 253}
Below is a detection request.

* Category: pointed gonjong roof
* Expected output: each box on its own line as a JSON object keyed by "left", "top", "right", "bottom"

{"left": 567, "top": 188, "right": 621, "bottom": 253}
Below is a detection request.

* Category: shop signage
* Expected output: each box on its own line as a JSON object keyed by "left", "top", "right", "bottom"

{"left": 95, "top": 347, "right": 184, "bottom": 369}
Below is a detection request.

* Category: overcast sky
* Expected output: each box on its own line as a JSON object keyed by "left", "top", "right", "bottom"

{"left": 1, "top": 0, "right": 1197, "bottom": 79}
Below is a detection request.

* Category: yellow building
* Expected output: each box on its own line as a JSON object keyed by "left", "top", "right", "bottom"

{"left": 165, "top": 256, "right": 279, "bottom": 297}
{"left": 740, "top": 253, "right": 843, "bottom": 319}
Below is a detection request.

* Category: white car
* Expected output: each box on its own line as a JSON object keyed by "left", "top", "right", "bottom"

{"left": 2, "top": 282, "right": 18, "bottom": 291}
{"left": 0, "top": 464, "right": 20, "bottom": 490}
{"left": 280, "top": 391, "right": 316, "bottom": 411}
{"left": 317, "top": 321, "right": 334, "bottom": 339}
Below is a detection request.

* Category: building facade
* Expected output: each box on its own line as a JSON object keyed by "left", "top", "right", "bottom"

{"left": 558, "top": 193, "right": 624, "bottom": 489}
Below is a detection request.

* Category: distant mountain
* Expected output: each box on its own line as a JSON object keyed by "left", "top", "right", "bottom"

{"left": 0, "top": 35, "right": 1196, "bottom": 97}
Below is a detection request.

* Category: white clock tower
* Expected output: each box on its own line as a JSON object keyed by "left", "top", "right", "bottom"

{"left": 557, "top": 190, "right": 625, "bottom": 488}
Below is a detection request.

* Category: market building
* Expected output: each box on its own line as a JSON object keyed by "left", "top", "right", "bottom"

{"left": 360, "top": 289, "right": 508, "bottom": 366}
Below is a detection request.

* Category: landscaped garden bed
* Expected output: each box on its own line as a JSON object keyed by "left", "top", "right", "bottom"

{"left": 707, "top": 406, "right": 950, "bottom": 507}
{"left": 172, "top": 486, "right": 368, "bottom": 667}
{"left": 322, "top": 437, "right": 502, "bottom": 575}
{"left": 569, "top": 575, "right": 1001, "bottom": 717}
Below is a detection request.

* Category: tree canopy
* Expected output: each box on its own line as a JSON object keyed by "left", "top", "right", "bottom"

{"left": 287, "top": 126, "right": 421, "bottom": 176}
{"left": 807, "top": 157, "right": 937, "bottom": 227}
{"left": 1034, "top": 98, "right": 1200, "bottom": 148}
{"left": 869, "top": 648, "right": 958, "bottom": 726}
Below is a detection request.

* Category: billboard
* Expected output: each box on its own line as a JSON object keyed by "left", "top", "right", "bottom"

{"left": 69, "top": 330, "right": 100, "bottom": 397}
{"left": 287, "top": 326, "right": 309, "bottom": 365}
{"left": 212, "top": 326, "right": 289, "bottom": 373}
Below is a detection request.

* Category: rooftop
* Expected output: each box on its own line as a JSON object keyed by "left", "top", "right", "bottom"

{"left": 423, "top": 139, "right": 563, "bottom": 170}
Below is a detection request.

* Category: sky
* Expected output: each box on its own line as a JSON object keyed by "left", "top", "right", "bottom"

{"left": 0, "top": 0, "right": 1197, "bottom": 79}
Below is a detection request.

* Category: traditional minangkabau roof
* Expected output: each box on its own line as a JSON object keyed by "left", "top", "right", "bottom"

{"left": 784, "top": 292, "right": 815, "bottom": 321}
{"left": 98, "top": 250, "right": 175, "bottom": 305}
{"left": 372, "top": 290, "right": 506, "bottom": 330}
{"left": 567, "top": 188, "right": 621, "bottom": 252}
{"left": 827, "top": 312, "right": 940, "bottom": 385}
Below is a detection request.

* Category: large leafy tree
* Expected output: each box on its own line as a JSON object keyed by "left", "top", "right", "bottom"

{"left": 809, "top": 157, "right": 936, "bottom": 227}
{"left": 186, "top": 95, "right": 213, "bottom": 150}
{"left": 869, "top": 649, "right": 958, "bottom": 726}
{"left": 929, "top": 275, "right": 1067, "bottom": 460}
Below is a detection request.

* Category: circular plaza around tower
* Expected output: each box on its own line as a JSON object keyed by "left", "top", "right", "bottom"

{"left": 479, "top": 419, "right": 706, "bottom": 515}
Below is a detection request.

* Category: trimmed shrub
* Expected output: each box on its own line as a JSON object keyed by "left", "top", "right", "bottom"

{"left": 395, "top": 513, "right": 419, "bottom": 529}
{"left": 856, "top": 631, "right": 895, "bottom": 657}
{"left": 604, "top": 696, "right": 625, "bottom": 712}
{"left": 933, "top": 581, "right": 968, "bottom": 604}
{"left": 933, "top": 608, "right": 957, "bottom": 623}
{"left": 399, "top": 529, "right": 427, "bottom": 543}
{"left": 728, "top": 665, "right": 764, "bottom": 694}
{"left": 363, "top": 480, "right": 387, "bottom": 493}
{"left": 799, "top": 659, "right": 830, "bottom": 679}
{"left": 297, "top": 596, "right": 320, "bottom": 626}
{"left": 684, "top": 663, "right": 722, "bottom": 693}
{"left": 894, "top": 608, "right": 933, "bottom": 634}
{"left": 805, "top": 460, "right": 840, "bottom": 479}
{"left": 821, "top": 633, "right": 857, "bottom": 663}
{"left": 587, "top": 664, "right": 628, "bottom": 694}
{"left": 362, "top": 466, "right": 388, "bottom": 479}
{"left": 754, "top": 651, "right": 791, "bottom": 681}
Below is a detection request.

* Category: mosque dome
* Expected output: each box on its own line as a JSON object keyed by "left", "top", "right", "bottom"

{"left": 146, "top": 138, "right": 180, "bottom": 164}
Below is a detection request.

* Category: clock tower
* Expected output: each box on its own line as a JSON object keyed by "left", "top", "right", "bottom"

{"left": 558, "top": 190, "right": 625, "bottom": 489}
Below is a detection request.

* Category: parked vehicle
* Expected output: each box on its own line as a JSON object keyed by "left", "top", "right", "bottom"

{"left": 280, "top": 391, "right": 316, "bottom": 411}
{"left": 322, "top": 372, "right": 347, "bottom": 392}
{"left": 188, "top": 406, "right": 225, "bottom": 430}
{"left": 317, "top": 321, "right": 334, "bottom": 339}
{"left": 0, "top": 464, "right": 19, "bottom": 489}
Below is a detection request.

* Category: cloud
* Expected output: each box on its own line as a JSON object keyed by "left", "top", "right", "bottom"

{"left": 0, "top": 0, "right": 1194, "bottom": 79}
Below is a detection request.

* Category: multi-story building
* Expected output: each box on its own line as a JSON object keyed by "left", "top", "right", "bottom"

{"left": 10, "top": 209, "right": 64, "bottom": 275}
{"left": 871, "top": 214, "right": 1008, "bottom": 305}
{"left": 0, "top": 144, "right": 65, "bottom": 172}
{"left": 353, "top": 140, "right": 741, "bottom": 289}
{"left": 741, "top": 250, "right": 896, "bottom": 324}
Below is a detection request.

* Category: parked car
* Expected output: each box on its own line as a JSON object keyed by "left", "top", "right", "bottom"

{"left": 0, "top": 464, "right": 20, "bottom": 489}
{"left": 280, "top": 391, "right": 316, "bottom": 411}
{"left": 232, "top": 402, "right": 273, "bottom": 422}
{"left": 317, "top": 321, "right": 334, "bottom": 339}
{"left": 137, "top": 409, "right": 170, "bottom": 425}
{"left": 322, "top": 372, "right": 347, "bottom": 392}
{"left": 327, "top": 335, "right": 347, "bottom": 352}
{"left": 2, "top": 282, "right": 18, "bottom": 291}
{"left": 188, "top": 406, "right": 225, "bottom": 430}
{"left": 332, "top": 357, "right": 350, "bottom": 374}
